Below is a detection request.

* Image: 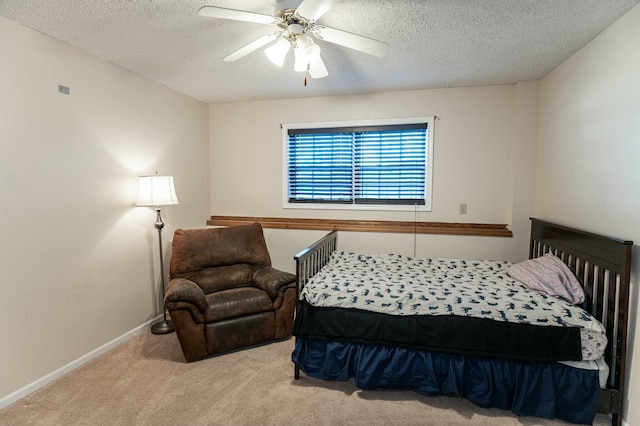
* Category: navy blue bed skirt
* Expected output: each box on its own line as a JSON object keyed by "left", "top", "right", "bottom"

{"left": 292, "top": 338, "right": 601, "bottom": 425}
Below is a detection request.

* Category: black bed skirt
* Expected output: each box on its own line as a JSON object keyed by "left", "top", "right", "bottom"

{"left": 293, "top": 301, "right": 583, "bottom": 362}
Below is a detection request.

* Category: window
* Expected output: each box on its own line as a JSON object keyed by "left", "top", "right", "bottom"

{"left": 283, "top": 117, "right": 434, "bottom": 211}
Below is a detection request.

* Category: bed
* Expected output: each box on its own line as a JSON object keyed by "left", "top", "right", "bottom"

{"left": 291, "top": 218, "right": 632, "bottom": 425}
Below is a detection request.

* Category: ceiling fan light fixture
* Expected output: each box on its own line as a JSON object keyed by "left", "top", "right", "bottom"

{"left": 293, "top": 34, "right": 322, "bottom": 72}
{"left": 296, "top": 35, "right": 321, "bottom": 61}
{"left": 294, "top": 46, "right": 309, "bottom": 72}
{"left": 265, "top": 37, "right": 291, "bottom": 67}
{"left": 308, "top": 56, "right": 328, "bottom": 79}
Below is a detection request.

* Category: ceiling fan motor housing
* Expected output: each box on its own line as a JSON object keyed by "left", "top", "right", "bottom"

{"left": 288, "top": 23, "right": 305, "bottom": 35}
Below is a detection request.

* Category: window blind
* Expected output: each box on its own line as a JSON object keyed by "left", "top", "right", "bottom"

{"left": 287, "top": 123, "right": 427, "bottom": 205}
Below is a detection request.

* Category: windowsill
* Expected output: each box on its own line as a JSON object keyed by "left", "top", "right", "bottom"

{"left": 206, "top": 216, "right": 512, "bottom": 237}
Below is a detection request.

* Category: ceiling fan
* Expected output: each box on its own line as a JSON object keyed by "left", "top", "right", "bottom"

{"left": 197, "top": 0, "right": 389, "bottom": 79}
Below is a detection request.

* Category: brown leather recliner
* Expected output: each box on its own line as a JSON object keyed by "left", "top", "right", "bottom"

{"left": 164, "top": 223, "right": 297, "bottom": 362}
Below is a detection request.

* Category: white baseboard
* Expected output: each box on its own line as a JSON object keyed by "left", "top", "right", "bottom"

{"left": 0, "top": 316, "right": 161, "bottom": 410}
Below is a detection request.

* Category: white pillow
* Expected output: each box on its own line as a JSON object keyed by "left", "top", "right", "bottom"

{"left": 507, "top": 253, "right": 585, "bottom": 304}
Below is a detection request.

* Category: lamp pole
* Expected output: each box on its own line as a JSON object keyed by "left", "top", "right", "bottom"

{"left": 150, "top": 207, "right": 174, "bottom": 334}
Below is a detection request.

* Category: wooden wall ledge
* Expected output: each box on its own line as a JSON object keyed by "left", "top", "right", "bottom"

{"left": 207, "top": 216, "right": 513, "bottom": 237}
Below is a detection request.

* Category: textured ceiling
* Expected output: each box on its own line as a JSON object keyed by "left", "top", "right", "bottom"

{"left": 1, "top": 0, "right": 638, "bottom": 104}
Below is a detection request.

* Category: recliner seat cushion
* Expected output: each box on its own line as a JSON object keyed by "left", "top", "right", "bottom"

{"left": 185, "top": 264, "right": 257, "bottom": 294}
{"left": 204, "top": 287, "right": 273, "bottom": 322}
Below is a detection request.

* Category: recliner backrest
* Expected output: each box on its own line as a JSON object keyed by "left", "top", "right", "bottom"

{"left": 169, "top": 223, "right": 272, "bottom": 293}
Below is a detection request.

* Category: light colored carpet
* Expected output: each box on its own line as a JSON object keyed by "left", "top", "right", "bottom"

{"left": 0, "top": 331, "right": 611, "bottom": 425}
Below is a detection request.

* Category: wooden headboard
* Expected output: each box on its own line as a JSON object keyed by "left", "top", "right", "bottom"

{"left": 529, "top": 218, "right": 632, "bottom": 426}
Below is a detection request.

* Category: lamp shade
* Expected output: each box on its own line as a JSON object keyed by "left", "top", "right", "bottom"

{"left": 293, "top": 46, "right": 308, "bottom": 72}
{"left": 265, "top": 37, "right": 291, "bottom": 67}
{"left": 309, "top": 56, "right": 329, "bottom": 78}
{"left": 298, "top": 35, "right": 321, "bottom": 60}
{"left": 136, "top": 175, "right": 179, "bottom": 207}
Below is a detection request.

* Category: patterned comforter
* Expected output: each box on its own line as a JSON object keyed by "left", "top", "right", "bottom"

{"left": 299, "top": 252, "right": 607, "bottom": 360}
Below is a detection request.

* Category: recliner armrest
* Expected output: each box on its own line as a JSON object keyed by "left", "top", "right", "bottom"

{"left": 165, "top": 278, "right": 207, "bottom": 322}
{"left": 252, "top": 266, "right": 296, "bottom": 299}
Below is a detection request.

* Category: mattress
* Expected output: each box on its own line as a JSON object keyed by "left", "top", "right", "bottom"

{"left": 297, "top": 252, "right": 607, "bottom": 361}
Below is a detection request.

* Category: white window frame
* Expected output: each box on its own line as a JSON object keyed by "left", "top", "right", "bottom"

{"left": 282, "top": 116, "right": 434, "bottom": 212}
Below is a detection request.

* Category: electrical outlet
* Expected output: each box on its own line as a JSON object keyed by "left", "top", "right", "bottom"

{"left": 459, "top": 203, "right": 468, "bottom": 215}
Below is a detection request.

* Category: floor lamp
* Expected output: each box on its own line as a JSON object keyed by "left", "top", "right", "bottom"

{"left": 136, "top": 174, "right": 179, "bottom": 335}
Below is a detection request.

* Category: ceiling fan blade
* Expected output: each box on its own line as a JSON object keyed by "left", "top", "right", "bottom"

{"left": 313, "top": 26, "right": 389, "bottom": 57}
{"left": 223, "top": 32, "right": 282, "bottom": 62}
{"left": 295, "top": 0, "right": 336, "bottom": 21}
{"left": 198, "top": 6, "right": 278, "bottom": 25}
{"left": 308, "top": 56, "right": 328, "bottom": 79}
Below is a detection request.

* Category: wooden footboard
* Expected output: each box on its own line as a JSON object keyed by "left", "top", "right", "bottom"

{"left": 294, "top": 230, "right": 338, "bottom": 294}
{"left": 530, "top": 218, "right": 632, "bottom": 426}
{"left": 293, "top": 230, "right": 337, "bottom": 379}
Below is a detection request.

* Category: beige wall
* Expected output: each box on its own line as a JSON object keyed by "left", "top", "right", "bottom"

{"left": 537, "top": 4, "right": 640, "bottom": 425}
{"left": 210, "top": 83, "right": 539, "bottom": 271}
{"left": 4, "top": 0, "right": 637, "bottom": 420}
{"left": 0, "top": 16, "right": 210, "bottom": 404}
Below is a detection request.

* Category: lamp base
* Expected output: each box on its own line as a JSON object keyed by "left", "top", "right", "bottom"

{"left": 151, "top": 319, "right": 175, "bottom": 335}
